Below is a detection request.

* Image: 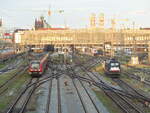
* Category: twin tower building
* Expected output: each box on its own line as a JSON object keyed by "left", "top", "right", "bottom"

{"left": 90, "top": 13, "right": 116, "bottom": 29}
{"left": 90, "top": 13, "right": 105, "bottom": 29}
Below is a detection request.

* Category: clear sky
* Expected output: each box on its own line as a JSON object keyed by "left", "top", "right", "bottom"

{"left": 0, "top": 0, "right": 150, "bottom": 29}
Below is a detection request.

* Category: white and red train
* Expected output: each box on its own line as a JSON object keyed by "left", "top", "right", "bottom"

{"left": 28, "top": 53, "right": 49, "bottom": 76}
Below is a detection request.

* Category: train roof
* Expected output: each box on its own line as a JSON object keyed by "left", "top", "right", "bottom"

{"left": 105, "top": 58, "right": 120, "bottom": 64}
{"left": 30, "top": 60, "right": 40, "bottom": 63}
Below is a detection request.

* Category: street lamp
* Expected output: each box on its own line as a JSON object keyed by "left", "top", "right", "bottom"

{"left": 131, "top": 22, "right": 139, "bottom": 65}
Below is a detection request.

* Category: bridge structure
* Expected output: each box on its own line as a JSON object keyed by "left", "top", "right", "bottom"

{"left": 15, "top": 28, "right": 150, "bottom": 53}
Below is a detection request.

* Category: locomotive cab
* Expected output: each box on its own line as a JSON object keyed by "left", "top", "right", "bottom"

{"left": 28, "top": 53, "right": 49, "bottom": 76}
{"left": 109, "top": 62, "right": 120, "bottom": 72}
{"left": 104, "top": 59, "right": 121, "bottom": 77}
{"left": 29, "top": 60, "right": 42, "bottom": 75}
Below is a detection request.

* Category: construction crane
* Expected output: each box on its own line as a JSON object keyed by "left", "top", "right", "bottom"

{"left": 89, "top": 13, "right": 130, "bottom": 29}
{"left": 45, "top": 5, "right": 64, "bottom": 25}
{"left": 0, "top": 6, "right": 64, "bottom": 28}
{"left": 34, "top": 7, "right": 64, "bottom": 29}
{"left": 22, "top": 6, "right": 64, "bottom": 26}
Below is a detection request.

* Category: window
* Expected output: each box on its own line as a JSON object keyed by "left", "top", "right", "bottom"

{"left": 110, "top": 63, "right": 119, "bottom": 66}
{"left": 111, "top": 63, "right": 115, "bottom": 66}
{"left": 31, "top": 62, "right": 40, "bottom": 69}
{"left": 115, "top": 63, "right": 119, "bottom": 66}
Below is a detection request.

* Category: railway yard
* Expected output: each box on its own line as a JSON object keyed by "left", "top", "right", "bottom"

{"left": 1, "top": 0, "right": 150, "bottom": 112}
{"left": 0, "top": 50, "right": 150, "bottom": 113}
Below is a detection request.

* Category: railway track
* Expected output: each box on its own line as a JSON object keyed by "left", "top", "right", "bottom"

{"left": 125, "top": 66, "right": 150, "bottom": 86}
{"left": 73, "top": 55, "right": 146, "bottom": 113}
{"left": 66, "top": 65, "right": 88, "bottom": 113}
{"left": 18, "top": 78, "right": 39, "bottom": 113}
{"left": 69, "top": 65, "right": 101, "bottom": 113}
{"left": 85, "top": 68, "right": 144, "bottom": 113}
{"left": 17, "top": 54, "right": 149, "bottom": 113}
{"left": 79, "top": 55, "right": 150, "bottom": 98}
{"left": 0, "top": 55, "right": 67, "bottom": 113}
{"left": 0, "top": 52, "right": 26, "bottom": 64}
{"left": 126, "top": 65, "right": 150, "bottom": 75}
{"left": 44, "top": 62, "right": 65, "bottom": 113}
{"left": 0, "top": 61, "right": 18, "bottom": 74}
{"left": 57, "top": 78, "right": 62, "bottom": 113}
{"left": 123, "top": 70, "right": 150, "bottom": 86}
{"left": 5, "top": 67, "right": 64, "bottom": 113}
{"left": 99, "top": 55, "right": 150, "bottom": 86}
{"left": 2, "top": 53, "right": 149, "bottom": 113}
{"left": 79, "top": 56, "right": 102, "bottom": 69}
{"left": 45, "top": 77, "right": 52, "bottom": 113}
{"left": 112, "top": 78, "right": 150, "bottom": 100}
{"left": 6, "top": 78, "right": 38, "bottom": 113}
{"left": 106, "top": 90, "right": 143, "bottom": 113}
{"left": 0, "top": 65, "right": 28, "bottom": 96}
{"left": 71, "top": 77, "right": 88, "bottom": 113}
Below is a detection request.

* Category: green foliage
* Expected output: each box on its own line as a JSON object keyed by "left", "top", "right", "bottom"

{"left": 0, "top": 72, "right": 31, "bottom": 112}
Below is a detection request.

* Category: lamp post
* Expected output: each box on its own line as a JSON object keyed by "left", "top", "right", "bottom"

{"left": 148, "top": 41, "right": 150, "bottom": 63}
{"left": 131, "top": 22, "right": 139, "bottom": 65}
{"left": 132, "top": 22, "right": 137, "bottom": 56}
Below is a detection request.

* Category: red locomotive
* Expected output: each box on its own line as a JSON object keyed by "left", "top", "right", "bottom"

{"left": 28, "top": 53, "right": 49, "bottom": 76}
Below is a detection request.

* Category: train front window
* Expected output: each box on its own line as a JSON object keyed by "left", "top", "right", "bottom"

{"left": 111, "top": 63, "right": 119, "bottom": 67}
{"left": 31, "top": 62, "right": 40, "bottom": 69}
{"left": 110, "top": 63, "right": 115, "bottom": 66}
{"left": 115, "top": 63, "right": 119, "bottom": 66}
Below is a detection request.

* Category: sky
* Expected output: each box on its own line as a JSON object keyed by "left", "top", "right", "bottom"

{"left": 0, "top": 0, "right": 150, "bottom": 29}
